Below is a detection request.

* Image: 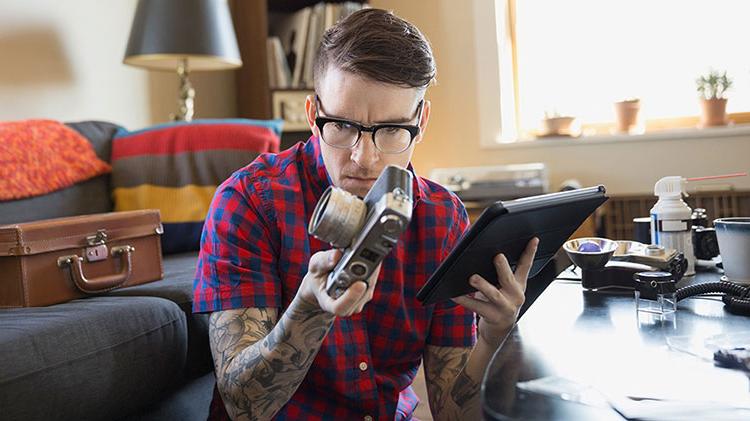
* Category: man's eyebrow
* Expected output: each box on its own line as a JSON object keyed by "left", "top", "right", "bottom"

{"left": 373, "top": 115, "right": 414, "bottom": 124}
{"left": 322, "top": 110, "right": 414, "bottom": 125}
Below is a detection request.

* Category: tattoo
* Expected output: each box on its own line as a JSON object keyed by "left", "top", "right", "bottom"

{"left": 423, "top": 345, "right": 481, "bottom": 420}
{"left": 209, "top": 299, "right": 334, "bottom": 420}
{"left": 450, "top": 369, "right": 481, "bottom": 407}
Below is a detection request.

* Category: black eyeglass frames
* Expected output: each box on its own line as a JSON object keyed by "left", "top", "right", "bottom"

{"left": 314, "top": 96, "right": 423, "bottom": 154}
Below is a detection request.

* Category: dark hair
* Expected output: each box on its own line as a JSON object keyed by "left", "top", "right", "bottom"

{"left": 313, "top": 8, "right": 436, "bottom": 90}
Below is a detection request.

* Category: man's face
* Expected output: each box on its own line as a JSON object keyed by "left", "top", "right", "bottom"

{"left": 305, "top": 66, "right": 431, "bottom": 197}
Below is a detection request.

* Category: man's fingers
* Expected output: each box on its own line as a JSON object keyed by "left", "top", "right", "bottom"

{"left": 351, "top": 263, "right": 381, "bottom": 309}
{"left": 470, "top": 273, "right": 521, "bottom": 308}
{"left": 309, "top": 249, "right": 342, "bottom": 275}
{"left": 514, "top": 238, "right": 539, "bottom": 289}
{"left": 493, "top": 254, "right": 517, "bottom": 290}
{"left": 452, "top": 294, "right": 506, "bottom": 324}
{"left": 328, "top": 281, "right": 367, "bottom": 315}
{"left": 491, "top": 255, "right": 525, "bottom": 304}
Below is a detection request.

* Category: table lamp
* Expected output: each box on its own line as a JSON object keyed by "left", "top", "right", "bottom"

{"left": 123, "top": 0, "right": 242, "bottom": 121}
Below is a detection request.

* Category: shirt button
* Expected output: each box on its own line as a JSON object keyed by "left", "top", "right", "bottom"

{"left": 364, "top": 416, "right": 373, "bottom": 421}
{"left": 359, "top": 361, "right": 368, "bottom": 371}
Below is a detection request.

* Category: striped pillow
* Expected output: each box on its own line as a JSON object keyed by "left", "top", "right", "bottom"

{"left": 111, "top": 119, "right": 282, "bottom": 254}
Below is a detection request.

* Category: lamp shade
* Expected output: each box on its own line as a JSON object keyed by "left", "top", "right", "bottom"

{"left": 123, "top": 0, "right": 242, "bottom": 71}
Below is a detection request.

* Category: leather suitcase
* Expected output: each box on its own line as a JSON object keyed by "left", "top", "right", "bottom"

{"left": 0, "top": 210, "right": 164, "bottom": 307}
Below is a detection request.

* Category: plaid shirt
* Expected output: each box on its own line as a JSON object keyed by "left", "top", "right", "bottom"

{"left": 194, "top": 136, "right": 476, "bottom": 420}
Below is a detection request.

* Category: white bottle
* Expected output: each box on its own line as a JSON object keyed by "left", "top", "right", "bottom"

{"left": 650, "top": 176, "right": 695, "bottom": 276}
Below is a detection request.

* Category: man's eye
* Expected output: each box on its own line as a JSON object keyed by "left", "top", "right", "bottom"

{"left": 333, "top": 122, "right": 352, "bottom": 131}
{"left": 383, "top": 127, "right": 401, "bottom": 134}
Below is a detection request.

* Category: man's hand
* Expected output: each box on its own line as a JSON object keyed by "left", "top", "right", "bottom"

{"left": 298, "top": 249, "right": 382, "bottom": 317}
{"left": 452, "top": 238, "right": 539, "bottom": 349}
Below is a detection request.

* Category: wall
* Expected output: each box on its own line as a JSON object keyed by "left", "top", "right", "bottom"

{"left": 371, "top": 0, "right": 750, "bottom": 195}
{"left": 0, "top": 0, "right": 236, "bottom": 130}
{"left": 5, "top": 0, "right": 744, "bottom": 195}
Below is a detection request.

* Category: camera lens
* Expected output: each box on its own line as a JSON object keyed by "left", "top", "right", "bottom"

{"left": 308, "top": 187, "right": 367, "bottom": 248}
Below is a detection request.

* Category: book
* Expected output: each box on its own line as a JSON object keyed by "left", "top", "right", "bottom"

{"left": 302, "top": 3, "right": 325, "bottom": 88}
{"left": 266, "top": 38, "right": 278, "bottom": 89}
{"left": 269, "top": 36, "right": 291, "bottom": 88}
{"left": 269, "top": 7, "right": 311, "bottom": 88}
{"left": 323, "top": 3, "right": 341, "bottom": 30}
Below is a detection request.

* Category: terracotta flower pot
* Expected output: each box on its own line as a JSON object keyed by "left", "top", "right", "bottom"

{"left": 700, "top": 98, "right": 728, "bottom": 127}
{"left": 614, "top": 99, "right": 640, "bottom": 134}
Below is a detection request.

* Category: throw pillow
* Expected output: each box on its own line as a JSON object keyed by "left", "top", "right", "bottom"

{"left": 0, "top": 119, "right": 111, "bottom": 201}
{"left": 111, "top": 119, "right": 282, "bottom": 254}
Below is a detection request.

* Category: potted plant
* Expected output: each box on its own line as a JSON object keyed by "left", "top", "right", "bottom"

{"left": 541, "top": 111, "right": 577, "bottom": 137}
{"left": 613, "top": 98, "right": 641, "bottom": 134}
{"left": 696, "top": 70, "right": 732, "bottom": 127}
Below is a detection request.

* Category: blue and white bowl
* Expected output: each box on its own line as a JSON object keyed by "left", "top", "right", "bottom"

{"left": 714, "top": 217, "right": 750, "bottom": 284}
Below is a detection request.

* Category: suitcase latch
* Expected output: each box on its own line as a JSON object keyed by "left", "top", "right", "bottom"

{"left": 87, "top": 229, "right": 108, "bottom": 246}
{"left": 85, "top": 230, "right": 108, "bottom": 262}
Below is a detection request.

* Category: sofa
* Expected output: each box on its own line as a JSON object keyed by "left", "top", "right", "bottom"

{"left": 0, "top": 120, "right": 279, "bottom": 420}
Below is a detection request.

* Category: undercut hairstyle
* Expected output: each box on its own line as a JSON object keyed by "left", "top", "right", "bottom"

{"left": 313, "top": 8, "right": 436, "bottom": 91}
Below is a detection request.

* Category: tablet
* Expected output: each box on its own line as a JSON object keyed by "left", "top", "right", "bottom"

{"left": 416, "top": 185, "right": 608, "bottom": 305}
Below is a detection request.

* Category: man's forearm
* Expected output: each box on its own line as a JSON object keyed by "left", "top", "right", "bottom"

{"left": 212, "top": 297, "right": 335, "bottom": 420}
{"left": 426, "top": 336, "right": 506, "bottom": 420}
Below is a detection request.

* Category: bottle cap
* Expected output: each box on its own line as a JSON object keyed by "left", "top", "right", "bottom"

{"left": 654, "top": 176, "right": 687, "bottom": 199}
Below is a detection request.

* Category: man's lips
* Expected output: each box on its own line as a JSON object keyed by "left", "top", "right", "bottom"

{"left": 344, "top": 176, "right": 376, "bottom": 182}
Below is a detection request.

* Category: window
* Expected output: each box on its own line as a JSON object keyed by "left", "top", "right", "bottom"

{"left": 509, "top": 0, "right": 750, "bottom": 138}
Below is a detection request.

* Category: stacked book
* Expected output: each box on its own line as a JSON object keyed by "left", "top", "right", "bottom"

{"left": 267, "top": 2, "right": 366, "bottom": 89}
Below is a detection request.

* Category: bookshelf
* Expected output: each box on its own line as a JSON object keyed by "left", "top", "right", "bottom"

{"left": 231, "top": 0, "right": 367, "bottom": 150}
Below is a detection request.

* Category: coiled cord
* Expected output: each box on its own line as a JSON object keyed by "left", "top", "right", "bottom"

{"left": 676, "top": 281, "right": 750, "bottom": 316}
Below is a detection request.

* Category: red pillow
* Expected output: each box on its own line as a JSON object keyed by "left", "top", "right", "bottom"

{"left": 0, "top": 120, "right": 111, "bottom": 201}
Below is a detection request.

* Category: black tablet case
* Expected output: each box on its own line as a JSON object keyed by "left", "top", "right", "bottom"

{"left": 417, "top": 186, "right": 608, "bottom": 305}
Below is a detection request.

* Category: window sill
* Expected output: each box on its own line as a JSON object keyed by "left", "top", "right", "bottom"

{"left": 485, "top": 124, "right": 750, "bottom": 150}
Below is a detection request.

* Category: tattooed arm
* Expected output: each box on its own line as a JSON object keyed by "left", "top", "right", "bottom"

{"left": 425, "top": 240, "right": 539, "bottom": 419}
{"left": 209, "top": 296, "right": 335, "bottom": 421}
{"left": 423, "top": 340, "right": 497, "bottom": 421}
{"left": 209, "top": 249, "right": 383, "bottom": 420}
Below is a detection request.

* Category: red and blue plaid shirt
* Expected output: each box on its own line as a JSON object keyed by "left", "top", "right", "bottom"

{"left": 194, "top": 136, "right": 476, "bottom": 420}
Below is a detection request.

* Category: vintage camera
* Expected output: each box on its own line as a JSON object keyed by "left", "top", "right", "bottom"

{"left": 308, "top": 165, "right": 413, "bottom": 298}
{"left": 691, "top": 208, "right": 720, "bottom": 260}
{"left": 693, "top": 225, "right": 719, "bottom": 260}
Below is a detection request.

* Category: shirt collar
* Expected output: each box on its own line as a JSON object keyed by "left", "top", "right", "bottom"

{"left": 302, "top": 135, "right": 425, "bottom": 207}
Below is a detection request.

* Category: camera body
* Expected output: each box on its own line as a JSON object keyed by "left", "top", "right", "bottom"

{"left": 565, "top": 238, "right": 687, "bottom": 290}
{"left": 308, "top": 165, "right": 413, "bottom": 298}
{"left": 693, "top": 226, "right": 720, "bottom": 260}
{"left": 611, "top": 240, "right": 685, "bottom": 274}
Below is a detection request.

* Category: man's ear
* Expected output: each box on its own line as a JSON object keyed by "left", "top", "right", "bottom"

{"left": 415, "top": 99, "right": 431, "bottom": 144}
{"left": 305, "top": 95, "right": 319, "bottom": 136}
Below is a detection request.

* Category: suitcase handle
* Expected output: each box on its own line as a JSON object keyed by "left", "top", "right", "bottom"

{"left": 57, "top": 245, "right": 135, "bottom": 293}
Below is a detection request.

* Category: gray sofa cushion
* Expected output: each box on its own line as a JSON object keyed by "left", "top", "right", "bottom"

{"left": 0, "top": 120, "right": 120, "bottom": 225}
{"left": 105, "top": 252, "right": 212, "bottom": 377}
{"left": 0, "top": 296, "right": 187, "bottom": 421}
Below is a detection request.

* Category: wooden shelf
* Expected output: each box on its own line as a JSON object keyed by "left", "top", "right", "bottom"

{"left": 230, "top": 0, "right": 368, "bottom": 124}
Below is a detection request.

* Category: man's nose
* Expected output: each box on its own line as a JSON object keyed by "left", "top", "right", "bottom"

{"left": 350, "top": 131, "right": 379, "bottom": 168}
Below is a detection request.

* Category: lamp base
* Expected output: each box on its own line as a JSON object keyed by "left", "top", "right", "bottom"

{"left": 171, "top": 60, "right": 195, "bottom": 122}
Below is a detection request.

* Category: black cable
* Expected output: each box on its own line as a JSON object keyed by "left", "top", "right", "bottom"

{"left": 676, "top": 281, "right": 750, "bottom": 316}
{"left": 723, "top": 296, "right": 750, "bottom": 316}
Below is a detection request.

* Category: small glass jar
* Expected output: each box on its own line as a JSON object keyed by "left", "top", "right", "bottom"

{"left": 634, "top": 271, "right": 677, "bottom": 315}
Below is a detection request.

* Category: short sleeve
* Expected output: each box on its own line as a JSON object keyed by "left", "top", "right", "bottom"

{"left": 193, "top": 174, "right": 281, "bottom": 313}
{"left": 426, "top": 202, "right": 477, "bottom": 347}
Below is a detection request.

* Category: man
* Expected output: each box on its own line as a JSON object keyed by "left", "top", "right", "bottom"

{"left": 193, "top": 8, "right": 538, "bottom": 421}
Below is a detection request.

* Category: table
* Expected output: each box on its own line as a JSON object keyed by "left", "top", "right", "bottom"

{"left": 481, "top": 269, "right": 750, "bottom": 420}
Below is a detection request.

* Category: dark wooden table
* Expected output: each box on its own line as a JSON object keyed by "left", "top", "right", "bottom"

{"left": 481, "top": 269, "right": 750, "bottom": 420}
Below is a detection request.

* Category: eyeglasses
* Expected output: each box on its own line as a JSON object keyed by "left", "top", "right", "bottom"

{"left": 314, "top": 95, "right": 423, "bottom": 154}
